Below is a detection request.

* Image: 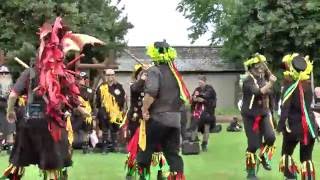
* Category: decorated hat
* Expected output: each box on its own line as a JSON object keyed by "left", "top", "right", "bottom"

{"left": 292, "top": 56, "right": 307, "bottom": 72}
{"left": 282, "top": 53, "right": 312, "bottom": 80}
{"left": 146, "top": 40, "right": 177, "bottom": 63}
{"left": 132, "top": 64, "right": 143, "bottom": 79}
{"left": 243, "top": 53, "right": 267, "bottom": 70}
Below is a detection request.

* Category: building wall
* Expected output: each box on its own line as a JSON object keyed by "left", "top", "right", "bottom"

{"left": 115, "top": 72, "right": 240, "bottom": 108}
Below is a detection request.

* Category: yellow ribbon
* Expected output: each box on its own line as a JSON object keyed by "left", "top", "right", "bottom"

{"left": 18, "top": 96, "right": 26, "bottom": 107}
{"left": 66, "top": 115, "right": 74, "bottom": 146}
{"left": 246, "top": 152, "right": 256, "bottom": 165}
{"left": 100, "top": 84, "right": 123, "bottom": 124}
{"left": 79, "top": 96, "right": 93, "bottom": 125}
{"left": 139, "top": 119, "right": 146, "bottom": 151}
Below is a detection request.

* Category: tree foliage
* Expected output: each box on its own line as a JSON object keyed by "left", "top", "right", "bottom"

{"left": 0, "top": 0, "right": 133, "bottom": 74}
{"left": 178, "top": 0, "right": 320, "bottom": 83}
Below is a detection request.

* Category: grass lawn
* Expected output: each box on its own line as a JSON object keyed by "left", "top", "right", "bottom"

{"left": 0, "top": 125, "right": 319, "bottom": 180}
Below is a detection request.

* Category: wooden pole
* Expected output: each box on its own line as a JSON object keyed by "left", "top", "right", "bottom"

{"left": 77, "top": 63, "right": 118, "bottom": 69}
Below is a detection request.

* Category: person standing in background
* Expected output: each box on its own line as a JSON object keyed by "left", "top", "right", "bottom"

{"left": 71, "top": 72, "right": 94, "bottom": 153}
{"left": 0, "top": 50, "right": 15, "bottom": 153}
{"left": 190, "top": 75, "right": 217, "bottom": 152}
{"left": 96, "top": 69, "right": 126, "bottom": 153}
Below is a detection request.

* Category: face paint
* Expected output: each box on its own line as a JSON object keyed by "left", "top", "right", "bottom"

{"left": 250, "top": 62, "right": 266, "bottom": 78}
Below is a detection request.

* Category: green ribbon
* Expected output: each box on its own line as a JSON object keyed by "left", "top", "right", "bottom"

{"left": 302, "top": 96, "right": 316, "bottom": 138}
{"left": 282, "top": 80, "right": 299, "bottom": 104}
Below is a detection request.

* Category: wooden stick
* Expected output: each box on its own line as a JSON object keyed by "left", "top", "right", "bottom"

{"left": 14, "top": 57, "right": 29, "bottom": 68}
{"left": 67, "top": 54, "right": 84, "bottom": 68}
{"left": 123, "top": 49, "right": 143, "bottom": 65}
{"left": 311, "top": 71, "right": 315, "bottom": 108}
{"left": 77, "top": 63, "right": 118, "bottom": 69}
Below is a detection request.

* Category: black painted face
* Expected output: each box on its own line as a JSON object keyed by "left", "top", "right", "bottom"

{"left": 137, "top": 70, "right": 147, "bottom": 80}
{"left": 250, "top": 62, "right": 266, "bottom": 78}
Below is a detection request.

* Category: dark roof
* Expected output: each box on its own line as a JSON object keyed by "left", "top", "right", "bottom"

{"left": 116, "top": 46, "right": 243, "bottom": 72}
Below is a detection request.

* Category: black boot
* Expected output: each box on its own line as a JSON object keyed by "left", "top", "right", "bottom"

{"left": 101, "top": 140, "right": 110, "bottom": 154}
{"left": 260, "top": 155, "right": 272, "bottom": 171}
{"left": 61, "top": 169, "right": 68, "bottom": 180}
{"left": 201, "top": 141, "right": 208, "bottom": 152}
{"left": 210, "top": 124, "right": 222, "bottom": 133}
{"left": 82, "top": 142, "right": 90, "bottom": 154}
{"left": 101, "top": 131, "right": 110, "bottom": 153}
{"left": 279, "top": 155, "right": 298, "bottom": 180}
{"left": 3, "top": 143, "right": 13, "bottom": 155}
{"left": 301, "top": 160, "right": 315, "bottom": 180}
{"left": 157, "top": 170, "right": 167, "bottom": 180}
{"left": 110, "top": 132, "right": 118, "bottom": 152}
{"left": 138, "top": 167, "right": 150, "bottom": 180}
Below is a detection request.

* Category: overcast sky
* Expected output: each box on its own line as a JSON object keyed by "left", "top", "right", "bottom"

{"left": 117, "top": 0, "right": 211, "bottom": 46}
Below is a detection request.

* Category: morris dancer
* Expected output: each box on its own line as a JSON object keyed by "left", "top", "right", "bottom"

{"left": 241, "top": 54, "right": 276, "bottom": 179}
{"left": 2, "top": 17, "right": 103, "bottom": 180}
{"left": 137, "top": 41, "right": 190, "bottom": 180}
{"left": 125, "top": 64, "right": 167, "bottom": 180}
{"left": 277, "top": 54, "right": 318, "bottom": 180}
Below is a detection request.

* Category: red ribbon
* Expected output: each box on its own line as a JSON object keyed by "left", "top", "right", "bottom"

{"left": 48, "top": 121, "right": 61, "bottom": 143}
{"left": 36, "top": 17, "right": 81, "bottom": 142}
{"left": 192, "top": 103, "right": 204, "bottom": 120}
{"left": 170, "top": 63, "right": 191, "bottom": 104}
{"left": 127, "top": 127, "right": 140, "bottom": 165}
{"left": 252, "top": 116, "right": 262, "bottom": 133}
{"left": 298, "top": 83, "right": 309, "bottom": 145}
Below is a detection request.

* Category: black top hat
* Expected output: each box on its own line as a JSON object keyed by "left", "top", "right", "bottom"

{"left": 292, "top": 55, "right": 307, "bottom": 72}
{"left": 154, "top": 40, "right": 170, "bottom": 54}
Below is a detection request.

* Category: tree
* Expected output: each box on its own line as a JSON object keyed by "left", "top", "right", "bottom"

{"left": 178, "top": 0, "right": 320, "bottom": 83}
{"left": 0, "top": 0, "right": 133, "bottom": 75}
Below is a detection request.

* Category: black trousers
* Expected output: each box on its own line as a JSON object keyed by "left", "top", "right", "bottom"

{"left": 137, "top": 120, "right": 183, "bottom": 172}
{"left": 180, "top": 110, "right": 187, "bottom": 141}
{"left": 242, "top": 113, "right": 276, "bottom": 153}
{"left": 281, "top": 132, "right": 315, "bottom": 162}
{"left": 98, "top": 109, "right": 119, "bottom": 145}
{"left": 10, "top": 117, "right": 71, "bottom": 170}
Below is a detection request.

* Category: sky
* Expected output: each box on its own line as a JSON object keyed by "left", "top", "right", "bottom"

{"left": 116, "top": 0, "right": 211, "bottom": 46}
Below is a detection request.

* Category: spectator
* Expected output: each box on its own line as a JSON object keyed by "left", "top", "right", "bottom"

{"left": 0, "top": 50, "right": 15, "bottom": 152}
{"left": 190, "top": 75, "right": 217, "bottom": 152}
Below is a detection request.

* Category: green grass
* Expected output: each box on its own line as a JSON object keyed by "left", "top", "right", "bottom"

{"left": 215, "top": 107, "right": 240, "bottom": 116}
{"left": 0, "top": 125, "right": 319, "bottom": 180}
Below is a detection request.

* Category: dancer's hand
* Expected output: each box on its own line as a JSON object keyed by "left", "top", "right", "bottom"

{"left": 269, "top": 75, "right": 277, "bottom": 83}
{"left": 140, "top": 72, "right": 147, "bottom": 81}
{"left": 7, "top": 111, "right": 16, "bottom": 123}
{"left": 142, "top": 109, "right": 150, "bottom": 121}
{"left": 197, "top": 97, "right": 205, "bottom": 102}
